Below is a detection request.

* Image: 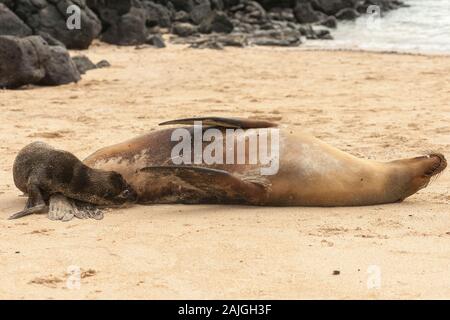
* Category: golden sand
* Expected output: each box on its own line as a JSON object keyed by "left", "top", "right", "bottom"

{"left": 0, "top": 43, "right": 449, "bottom": 299}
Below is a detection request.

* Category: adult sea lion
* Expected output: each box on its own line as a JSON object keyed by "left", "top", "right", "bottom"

{"left": 10, "top": 117, "right": 447, "bottom": 221}
{"left": 83, "top": 116, "right": 446, "bottom": 206}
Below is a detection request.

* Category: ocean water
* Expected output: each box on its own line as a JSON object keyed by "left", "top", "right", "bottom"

{"left": 304, "top": 0, "right": 450, "bottom": 54}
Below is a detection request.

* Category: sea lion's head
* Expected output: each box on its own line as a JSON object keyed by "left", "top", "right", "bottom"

{"left": 77, "top": 169, "right": 138, "bottom": 207}
{"left": 392, "top": 152, "right": 447, "bottom": 201}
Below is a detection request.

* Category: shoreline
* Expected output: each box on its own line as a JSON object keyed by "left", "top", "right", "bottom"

{"left": 298, "top": 44, "right": 450, "bottom": 58}
{"left": 224, "top": 44, "right": 450, "bottom": 58}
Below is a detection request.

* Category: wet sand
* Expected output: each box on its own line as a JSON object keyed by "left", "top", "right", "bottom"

{"left": 0, "top": 43, "right": 449, "bottom": 299}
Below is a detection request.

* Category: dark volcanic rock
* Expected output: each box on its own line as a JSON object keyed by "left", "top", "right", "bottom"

{"left": 0, "top": 0, "right": 405, "bottom": 49}
{"left": 216, "top": 33, "right": 248, "bottom": 47}
{"left": 146, "top": 34, "right": 166, "bottom": 48}
{"left": 72, "top": 55, "right": 97, "bottom": 74}
{"left": 36, "top": 31, "right": 66, "bottom": 47}
{"left": 101, "top": 7, "right": 148, "bottom": 45}
{"left": 311, "top": 0, "right": 359, "bottom": 15}
{"left": 357, "top": 0, "right": 406, "bottom": 13}
{"left": 190, "top": 0, "right": 212, "bottom": 25}
{"left": 293, "top": 2, "right": 321, "bottom": 24}
{"left": 39, "top": 45, "right": 81, "bottom": 85}
{"left": 178, "top": 33, "right": 247, "bottom": 49}
{"left": 314, "top": 28, "right": 333, "bottom": 39}
{"left": 251, "top": 37, "right": 297, "bottom": 46}
{"left": 250, "top": 29, "right": 302, "bottom": 46}
{"left": 299, "top": 24, "right": 332, "bottom": 40}
{"left": 143, "top": 1, "right": 172, "bottom": 27}
{"left": 88, "top": 0, "right": 170, "bottom": 45}
{"left": 199, "top": 11, "right": 234, "bottom": 33}
{"left": 174, "top": 10, "right": 190, "bottom": 22}
{"left": 96, "top": 60, "right": 111, "bottom": 68}
{"left": 0, "top": 36, "right": 47, "bottom": 88}
{"left": 172, "top": 22, "right": 198, "bottom": 37}
{"left": 0, "top": 35, "right": 80, "bottom": 88}
{"left": 335, "top": 8, "right": 360, "bottom": 20}
{"left": 0, "top": 0, "right": 14, "bottom": 7}
{"left": 191, "top": 40, "right": 225, "bottom": 49}
{"left": 0, "top": 4, "right": 32, "bottom": 37}
{"left": 87, "top": 0, "right": 148, "bottom": 45}
{"left": 210, "top": 0, "right": 224, "bottom": 10}
{"left": 9, "top": 0, "right": 101, "bottom": 49}
{"left": 319, "top": 15, "right": 337, "bottom": 28}
{"left": 170, "top": 0, "right": 195, "bottom": 12}
{"left": 71, "top": 54, "right": 110, "bottom": 73}
{"left": 267, "top": 8, "right": 295, "bottom": 22}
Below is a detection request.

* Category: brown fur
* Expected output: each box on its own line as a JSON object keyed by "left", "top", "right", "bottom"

{"left": 10, "top": 142, "right": 137, "bottom": 219}
{"left": 83, "top": 119, "right": 447, "bottom": 207}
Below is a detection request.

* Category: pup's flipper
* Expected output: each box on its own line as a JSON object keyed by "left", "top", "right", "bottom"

{"left": 74, "top": 200, "right": 104, "bottom": 220}
{"left": 159, "top": 116, "right": 278, "bottom": 129}
{"left": 8, "top": 204, "right": 47, "bottom": 220}
{"left": 140, "top": 165, "right": 270, "bottom": 204}
{"left": 9, "top": 183, "right": 47, "bottom": 220}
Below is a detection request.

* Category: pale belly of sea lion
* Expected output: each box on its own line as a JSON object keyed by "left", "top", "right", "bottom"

{"left": 82, "top": 117, "right": 447, "bottom": 207}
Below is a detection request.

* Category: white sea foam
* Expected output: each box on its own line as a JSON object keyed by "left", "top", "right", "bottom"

{"left": 304, "top": 0, "right": 450, "bottom": 55}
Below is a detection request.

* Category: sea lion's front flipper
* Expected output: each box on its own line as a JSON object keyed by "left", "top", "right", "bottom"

{"left": 48, "top": 194, "right": 77, "bottom": 221}
{"left": 140, "top": 166, "right": 270, "bottom": 204}
{"left": 159, "top": 117, "right": 278, "bottom": 129}
{"left": 48, "top": 194, "right": 104, "bottom": 222}
{"left": 9, "top": 183, "right": 48, "bottom": 220}
{"left": 73, "top": 200, "right": 104, "bottom": 220}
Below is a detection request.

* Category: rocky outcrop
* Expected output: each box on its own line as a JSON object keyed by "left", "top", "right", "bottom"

{"left": 0, "top": 36, "right": 48, "bottom": 88}
{"left": 1, "top": 0, "right": 101, "bottom": 49}
{"left": 311, "top": 0, "right": 359, "bottom": 16}
{"left": 39, "top": 45, "right": 81, "bottom": 86}
{"left": 199, "top": 11, "right": 234, "bottom": 34}
{"left": 72, "top": 55, "right": 111, "bottom": 74}
{"left": 172, "top": 22, "right": 198, "bottom": 37}
{"left": 293, "top": 1, "right": 322, "bottom": 24}
{"left": 72, "top": 55, "right": 97, "bottom": 74}
{"left": 0, "top": 4, "right": 32, "bottom": 37}
{"left": 0, "top": 0, "right": 406, "bottom": 50}
{"left": 0, "top": 35, "right": 80, "bottom": 88}
{"left": 0, "top": 0, "right": 408, "bottom": 90}
{"left": 335, "top": 8, "right": 360, "bottom": 20}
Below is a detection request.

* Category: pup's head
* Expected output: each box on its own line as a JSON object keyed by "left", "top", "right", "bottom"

{"left": 83, "top": 170, "right": 138, "bottom": 206}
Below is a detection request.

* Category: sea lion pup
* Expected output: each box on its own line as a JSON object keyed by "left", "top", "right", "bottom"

{"left": 81, "top": 116, "right": 447, "bottom": 208}
{"left": 9, "top": 142, "right": 137, "bottom": 220}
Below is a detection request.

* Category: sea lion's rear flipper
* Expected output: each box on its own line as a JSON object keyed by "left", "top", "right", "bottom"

{"left": 8, "top": 183, "right": 48, "bottom": 220}
{"left": 48, "top": 194, "right": 104, "bottom": 222}
{"left": 140, "top": 166, "right": 270, "bottom": 204}
{"left": 159, "top": 117, "right": 278, "bottom": 129}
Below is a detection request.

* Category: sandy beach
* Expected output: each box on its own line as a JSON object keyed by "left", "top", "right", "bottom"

{"left": 0, "top": 43, "right": 449, "bottom": 299}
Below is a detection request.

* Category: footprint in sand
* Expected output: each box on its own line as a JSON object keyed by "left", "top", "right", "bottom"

{"left": 27, "top": 229, "right": 54, "bottom": 235}
{"left": 28, "top": 276, "right": 63, "bottom": 288}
